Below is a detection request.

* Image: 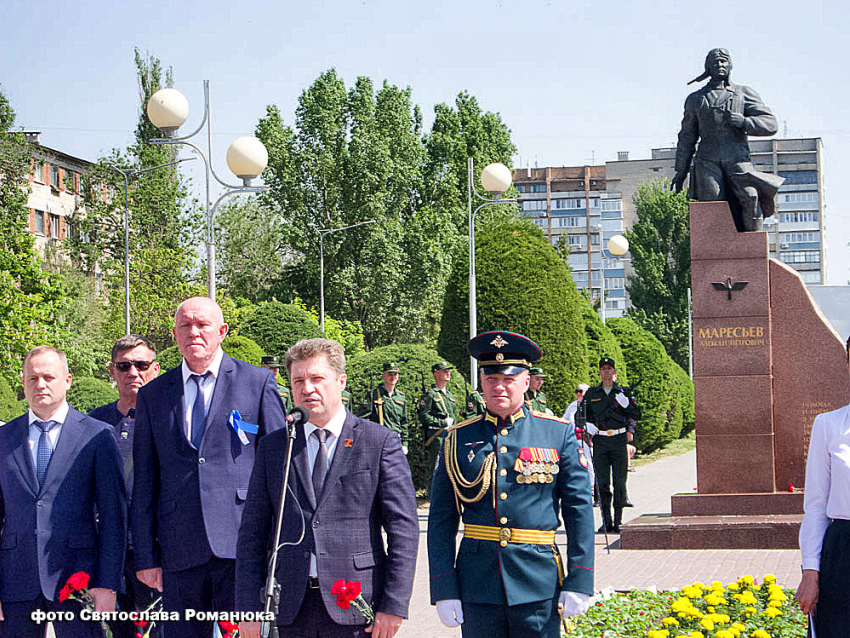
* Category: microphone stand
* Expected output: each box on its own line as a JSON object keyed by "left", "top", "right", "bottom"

{"left": 260, "top": 408, "right": 305, "bottom": 638}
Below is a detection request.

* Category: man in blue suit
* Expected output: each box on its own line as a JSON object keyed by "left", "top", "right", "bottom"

{"left": 236, "top": 338, "right": 419, "bottom": 638}
{"left": 132, "top": 297, "right": 286, "bottom": 638}
{"left": 0, "top": 346, "right": 126, "bottom": 637}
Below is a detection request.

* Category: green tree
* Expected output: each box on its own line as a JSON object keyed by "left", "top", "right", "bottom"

{"left": 0, "top": 374, "right": 25, "bottom": 422}
{"left": 66, "top": 377, "right": 119, "bottom": 414}
{"left": 158, "top": 334, "right": 265, "bottom": 371}
{"left": 580, "top": 302, "right": 629, "bottom": 387}
{"left": 239, "top": 301, "right": 323, "bottom": 359}
{"left": 66, "top": 49, "right": 201, "bottom": 349}
{"left": 0, "top": 88, "right": 67, "bottom": 389}
{"left": 438, "top": 214, "right": 588, "bottom": 415}
{"left": 625, "top": 180, "right": 691, "bottom": 369}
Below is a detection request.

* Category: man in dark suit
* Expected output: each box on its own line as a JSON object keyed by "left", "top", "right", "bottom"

{"left": 236, "top": 338, "right": 419, "bottom": 638}
{"left": 0, "top": 346, "right": 126, "bottom": 637}
{"left": 132, "top": 297, "right": 285, "bottom": 638}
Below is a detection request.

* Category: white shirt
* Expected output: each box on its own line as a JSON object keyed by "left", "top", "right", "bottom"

{"left": 563, "top": 399, "right": 580, "bottom": 425}
{"left": 181, "top": 347, "right": 224, "bottom": 443}
{"left": 303, "top": 405, "right": 347, "bottom": 577}
{"left": 28, "top": 401, "right": 70, "bottom": 476}
{"left": 799, "top": 405, "right": 850, "bottom": 570}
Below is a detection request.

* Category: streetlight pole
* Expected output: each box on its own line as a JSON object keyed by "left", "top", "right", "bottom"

{"left": 312, "top": 220, "right": 377, "bottom": 333}
{"left": 468, "top": 158, "right": 517, "bottom": 390}
{"left": 597, "top": 222, "right": 606, "bottom": 325}
{"left": 604, "top": 233, "right": 630, "bottom": 324}
{"left": 146, "top": 81, "right": 269, "bottom": 301}
{"left": 108, "top": 158, "right": 195, "bottom": 335}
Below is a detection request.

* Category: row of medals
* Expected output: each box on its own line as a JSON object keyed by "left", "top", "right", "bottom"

{"left": 516, "top": 461, "right": 558, "bottom": 484}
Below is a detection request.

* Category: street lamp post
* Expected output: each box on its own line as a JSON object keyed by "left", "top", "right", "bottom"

{"left": 108, "top": 158, "right": 195, "bottom": 335}
{"left": 145, "top": 82, "right": 269, "bottom": 301}
{"left": 468, "top": 158, "right": 516, "bottom": 390}
{"left": 602, "top": 233, "right": 630, "bottom": 324}
{"left": 312, "top": 220, "right": 377, "bottom": 333}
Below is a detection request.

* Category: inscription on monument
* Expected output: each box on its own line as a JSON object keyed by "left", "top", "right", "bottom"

{"left": 800, "top": 401, "right": 841, "bottom": 460}
{"left": 697, "top": 325, "right": 766, "bottom": 348}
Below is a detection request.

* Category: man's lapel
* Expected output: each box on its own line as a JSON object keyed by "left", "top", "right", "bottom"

{"left": 164, "top": 367, "right": 192, "bottom": 451}
{"left": 205, "top": 353, "right": 235, "bottom": 444}
{"left": 40, "top": 409, "right": 87, "bottom": 495}
{"left": 10, "top": 417, "right": 38, "bottom": 497}
{"left": 291, "top": 425, "right": 316, "bottom": 510}
{"left": 316, "top": 413, "right": 357, "bottom": 509}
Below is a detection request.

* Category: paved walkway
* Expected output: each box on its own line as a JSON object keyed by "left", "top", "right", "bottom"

{"left": 398, "top": 449, "right": 803, "bottom": 637}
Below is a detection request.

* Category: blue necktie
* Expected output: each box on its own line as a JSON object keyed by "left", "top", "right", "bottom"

{"left": 35, "top": 420, "right": 58, "bottom": 489}
{"left": 312, "top": 429, "right": 329, "bottom": 499}
{"left": 191, "top": 372, "right": 211, "bottom": 449}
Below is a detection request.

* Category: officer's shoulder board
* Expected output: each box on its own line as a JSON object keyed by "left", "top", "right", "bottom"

{"left": 447, "top": 415, "right": 484, "bottom": 433}
{"left": 531, "top": 410, "right": 568, "bottom": 425}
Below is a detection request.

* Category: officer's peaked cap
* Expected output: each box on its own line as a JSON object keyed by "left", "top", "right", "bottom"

{"left": 468, "top": 331, "right": 542, "bottom": 376}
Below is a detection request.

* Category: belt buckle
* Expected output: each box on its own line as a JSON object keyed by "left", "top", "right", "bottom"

{"left": 607, "top": 429, "right": 614, "bottom": 436}
{"left": 499, "top": 527, "right": 512, "bottom": 543}
{"left": 308, "top": 577, "right": 320, "bottom": 589}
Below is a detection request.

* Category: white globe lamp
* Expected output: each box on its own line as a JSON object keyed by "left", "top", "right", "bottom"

{"left": 146, "top": 88, "right": 189, "bottom": 134}
{"left": 226, "top": 137, "right": 269, "bottom": 185}
{"left": 480, "top": 162, "right": 512, "bottom": 195}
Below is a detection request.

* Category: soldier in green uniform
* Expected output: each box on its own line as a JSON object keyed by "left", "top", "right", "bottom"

{"left": 261, "top": 355, "right": 292, "bottom": 412}
{"left": 341, "top": 388, "right": 353, "bottom": 410}
{"left": 524, "top": 367, "right": 552, "bottom": 414}
{"left": 418, "top": 361, "right": 457, "bottom": 488}
{"left": 579, "top": 357, "right": 641, "bottom": 533}
{"left": 462, "top": 388, "right": 486, "bottom": 420}
{"left": 358, "top": 362, "right": 410, "bottom": 451}
{"left": 428, "top": 331, "right": 594, "bottom": 637}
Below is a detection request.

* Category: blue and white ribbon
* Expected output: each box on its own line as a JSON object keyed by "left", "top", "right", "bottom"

{"left": 229, "top": 410, "right": 258, "bottom": 446}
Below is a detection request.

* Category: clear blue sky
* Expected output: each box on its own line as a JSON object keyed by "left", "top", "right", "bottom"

{"left": 3, "top": 0, "right": 848, "bottom": 283}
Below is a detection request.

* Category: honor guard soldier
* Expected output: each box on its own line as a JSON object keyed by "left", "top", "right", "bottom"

{"left": 462, "top": 388, "right": 486, "bottom": 419}
{"left": 419, "top": 361, "right": 457, "bottom": 488}
{"left": 341, "top": 388, "right": 353, "bottom": 409}
{"left": 262, "top": 355, "right": 293, "bottom": 412}
{"left": 428, "top": 331, "right": 594, "bottom": 637}
{"left": 525, "top": 367, "right": 552, "bottom": 414}
{"left": 580, "top": 357, "right": 641, "bottom": 533}
{"left": 359, "top": 361, "right": 410, "bottom": 451}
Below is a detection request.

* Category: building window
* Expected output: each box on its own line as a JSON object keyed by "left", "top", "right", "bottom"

{"left": 778, "top": 212, "right": 819, "bottom": 223}
{"left": 605, "top": 277, "right": 625, "bottom": 289}
{"left": 530, "top": 184, "right": 547, "bottom": 193}
{"left": 779, "top": 232, "right": 818, "bottom": 243}
{"left": 601, "top": 219, "right": 624, "bottom": 232}
{"left": 590, "top": 233, "right": 600, "bottom": 245}
{"left": 34, "top": 210, "right": 46, "bottom": 235}
{"left": 555, "top": 217, "right": 583, "bottom": 228}
{"left": 601, "top": 200, "right": 622, "bottom": 211}
{"left": 780, "top": 251, "right": 820, "bottom": 264}
{"left": 783, "top": 192, "right": 818, "bottom": 204}
{"left": 521, "top": 200, "right": 548, "bottom": 212}
{"left": 567, "top": 235, "right": 586, "bottom": 246}
{"left": 553, "top": 198, "right": 584, "bottom": 209}
{"left": 65, "top": 170, "right": 76, "bottom": 192}
{"left": 778, "top": 170, "right": 817, "bottom": 185}
{"left": 49, "top": 164, "right": 60, "bottom": 189}
{"left": 800, "top": 271, "right": 822, "bottom": 284}
{"left": 49, "top": 214, "right": 61, "bottom": 239}
{"left": 33, "top": 160, "right": 44, "bottom": 182}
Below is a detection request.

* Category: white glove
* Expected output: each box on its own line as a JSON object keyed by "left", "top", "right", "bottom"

{"left": 585, "top": 422, "right": 599, "bottom": 436}
{"left": 402, "top": 445, "right": 408, "bottom": 455}
{"left": 615, "top": 392, "right": 629, "bottom": 408}
{"left": 436, "top": 599, "right": 464, "bottom": 627}
{"left": 560, "top": 591, "right": 590, "bottom": 617}
{"left": 445, "top": 417, "right": 454, "bottom": 428}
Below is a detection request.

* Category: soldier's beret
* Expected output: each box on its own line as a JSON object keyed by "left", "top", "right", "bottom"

{"left": 467, "top": 331, "right": 542, "bottom": 376}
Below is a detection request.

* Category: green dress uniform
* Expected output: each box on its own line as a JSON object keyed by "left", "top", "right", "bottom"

{"left": 579, "top": 379, "right": 640, "bottom": 531}
{"left": 418, "top": 385, "right": 457, "bottom": 485}
{"left": 524, "top": 389, "right": 551, "bottom": 414}
{"left": 276, "top": 380, "right": 293, "bottom": 412}
{"left": 462, "top": 390, "right": 486, "bottom": 420}
{"left": 359, "top": 385, "right": 410, "bottom": 445}
{"left": 428, "top": 407, "right": 595, "bottom": 637}
{"left": 341, "top": 388, "right": 353, "bottom": 410}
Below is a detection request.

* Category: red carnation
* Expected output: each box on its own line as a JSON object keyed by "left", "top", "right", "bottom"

{"left": 219, "top": 621, "right": 238, "bottom": 631}
{"left": 67, "top": 571, "right": 91, "bottom": 591}
{"left": 336, "top": 594, "right": 352, "bottom": 609}
{"left": 331, "top": 579, "right": 345, "bottom": 595}
{"left": 344, "top": 581, "right": 361, "bottom": 599}
{"left": 135, "top": 619, "right": 147, "bottom": 627}
{"left": 58, "top": 584, "right": 72, "bottom": 603}
{"left": 788, "top": 483, "right": 795, "bottom": 492}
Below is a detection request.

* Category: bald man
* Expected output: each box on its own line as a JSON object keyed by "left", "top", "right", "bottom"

{"left": 132, "top": 297, "right": 286, "bottom": 638}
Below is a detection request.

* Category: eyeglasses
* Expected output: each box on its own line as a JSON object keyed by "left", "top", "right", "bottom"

{"left": 113, "top": 360, "right": 154, "bottom": 372}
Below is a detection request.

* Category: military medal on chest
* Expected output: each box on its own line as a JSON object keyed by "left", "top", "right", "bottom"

{"left": 514, "top": 447, "right": 559, "bottom": 484}
{"left": 464, "top": 441, "right": 484, "bottom": 463}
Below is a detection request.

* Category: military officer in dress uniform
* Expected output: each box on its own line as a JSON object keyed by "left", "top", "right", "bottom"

{"left": 580, "top": 357, "right": 641, "bottom": 533}
{"left": 262, "top": 355, "right": 293, "bottom": 412}
{"left": 419, "top": 361, "right": 457, "bottom": 488}
{"left": 428, "top": 331, "right": 594, "bottom": 637}
{"left": 525, "top": 367, "right": 552, "bottom": 415}
{"left": 359, "top": 362, "right": 410, "bottom": 451}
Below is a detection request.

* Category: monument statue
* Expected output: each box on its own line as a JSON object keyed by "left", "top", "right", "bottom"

{"left": 671, "top": 48, "right": 785, "bottom": 232}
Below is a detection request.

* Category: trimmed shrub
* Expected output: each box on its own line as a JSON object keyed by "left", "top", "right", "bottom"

{"left": 240, "top": 302, "right": 323, "bottom": 360}
{"left": 672, "top": 362, "right": 695, "bottom": 436}
{"left": 345, "top": 344, "right": 471, "bottom": 493}
{"left": 157, "top": 335, "right": 266, "bottom": 372}
{"left": 437, "top": 214, "right": 588, "bottom": 415}
{"left": 0, "top": 375, "right": 24, "bottom": 422}
{"left": 607, "top": 317, "right": 690, "bottom": 453}
{"left": 66, "top": 377, "right": 118, "bottom": 414}
{"left": 581, "top": 302, "right": 629, "bottom": 388}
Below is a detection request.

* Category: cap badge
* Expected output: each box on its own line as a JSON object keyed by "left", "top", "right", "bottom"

{"left": 490, "top": 335, "right": 509, "bottom": 349}
{"left": 496, "top": 353, "right": 505, "bottom": 362}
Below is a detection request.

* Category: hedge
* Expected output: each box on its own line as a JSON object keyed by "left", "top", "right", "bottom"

{"left": 66, "top": 377, "right": 119, "bottom": 414}
{"left": 240, "top": 302, "right": 323, "bottom": 360}
{"left": 437, "top": 215, "right": 588, "bottom": 415}
{"left": 607, "top": 317, "right": 693, "bottom": 453}
{"left": 158, "top": 335, "right": 266, "bottom": 371}
{"left": 0, "top": 375, "right": 24, "bottom": 422}
{"left": 345, "top": 343, "right": 471, "bottom": 493}
{"left": 581, "top": 302, "right": 629, "bottom": 388}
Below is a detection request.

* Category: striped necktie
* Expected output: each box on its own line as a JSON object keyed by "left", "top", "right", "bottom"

{"left": 35, "top": 420, "right": 58, "bottom": 489}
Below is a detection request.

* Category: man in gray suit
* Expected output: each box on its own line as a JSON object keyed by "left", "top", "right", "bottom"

{"left": 236, "top": 338, "right": 419, "bottom": 638}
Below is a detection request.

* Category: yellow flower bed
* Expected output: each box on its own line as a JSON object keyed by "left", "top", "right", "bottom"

{"left": 644, "top": 575, "right": 802, "bottom": 638}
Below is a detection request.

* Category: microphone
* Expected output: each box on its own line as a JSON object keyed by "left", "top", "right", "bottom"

{"left": 286, "top": 406, "right": 310, "bottom": 426}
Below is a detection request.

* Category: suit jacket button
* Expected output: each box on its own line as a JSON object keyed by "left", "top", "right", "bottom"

{"left": 499, "top": 469, "right": 507, "bottom": 477}
{"left": 500, "top": 516, "right": 508, "bottom": 524}
{"left": 199, "top": 457, "right": 206, "bottom": 464}
{"left": 499, "top": 446, "right": 507, "bottom": 454}
{"left": 37, "top": 500, "right": 44, "bottom": 507}
{"left": 312, "top": 520, "right": 319, "bottom": 528}
{"left": 500, "top": 492, "right": 507, "bottom": 501}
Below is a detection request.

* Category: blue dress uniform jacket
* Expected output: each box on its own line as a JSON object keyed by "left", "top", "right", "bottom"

{"left": 427, "top": 406, "right": 594, "bottom": 606}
